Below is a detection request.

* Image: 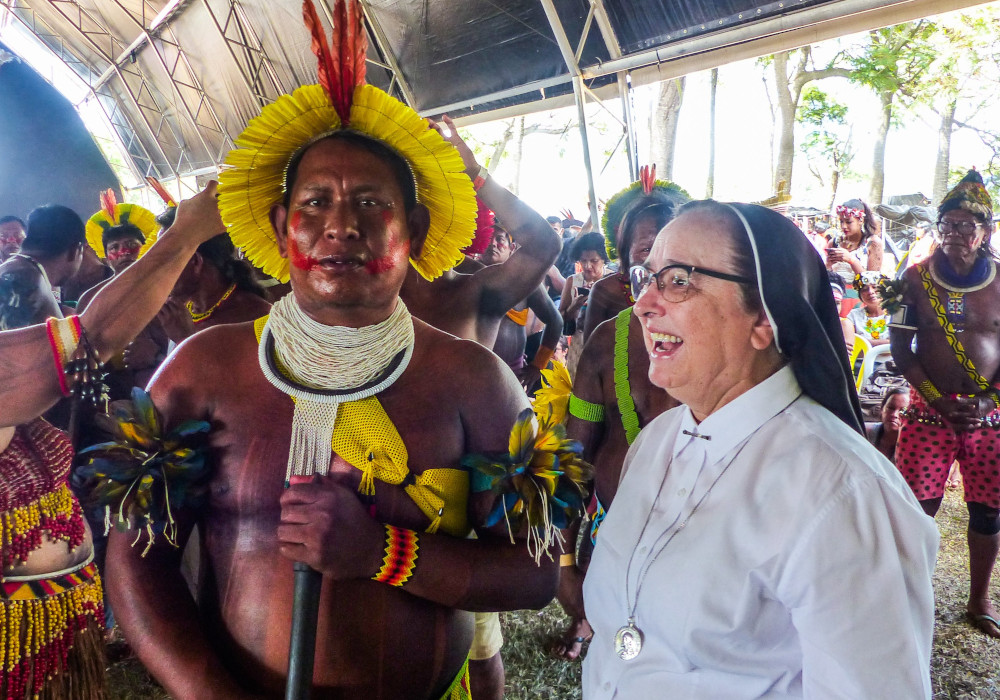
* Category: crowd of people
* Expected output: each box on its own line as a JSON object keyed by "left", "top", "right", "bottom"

{"left": 3, "top": 2, "right": 1000, "bottom": 698}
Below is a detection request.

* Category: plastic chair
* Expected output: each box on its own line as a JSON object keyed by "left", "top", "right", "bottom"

{"left": 850, "top": 336, "right": 870, "bottom": 391}
{"left": 860, "top": 343, "right": 894, "bottom": 389}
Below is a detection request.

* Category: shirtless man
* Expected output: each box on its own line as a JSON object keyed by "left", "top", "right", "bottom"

{"left": 400, "top": 116, "right": 561, "bottom": 349}
{"left": 582, "top": 189, "right": 685, "bottom": 341}
{"left": 0, "top": 205, "right": 84, "bottom": 327}
{"left": 891, "top": 169, "right": 1000, "bottom": 638}
{"left": 485, "top": 227, "right": 563, "bottom": 388}
{"left": 76, "top": 222, "right": 171, "bottom": 399}
{"left": 0, "top": 215, "right": 26, "bottom": 262}
{"left": 107, "top": 133, "right": 558, "bottom": 698}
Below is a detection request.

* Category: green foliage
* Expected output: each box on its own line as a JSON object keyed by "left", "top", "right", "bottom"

{"left": 796, "top": 87, "right": 855, "bottom": 187}
{"left": 847, "top": 21, "right": 938, "bottom": 105}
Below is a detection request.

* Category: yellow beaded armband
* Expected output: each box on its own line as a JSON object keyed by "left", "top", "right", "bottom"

{"left": 568, "top": 393, "right": 605, "bottom": 423}
{"left": 372, "top": 524, "right": 418, "bottom": 587}
{"left": 918, "top": 380, "right": 943, "bottom": 404}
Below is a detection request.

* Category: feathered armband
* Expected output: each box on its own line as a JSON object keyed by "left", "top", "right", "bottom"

{"left": 462, "top": 408, "right": 592, "bottom": 564}
{"left": 73, "top": 388, "right": 212, "bottom": 556}
{"left": 876, "top": 277, "right": 906, "bottom": 315}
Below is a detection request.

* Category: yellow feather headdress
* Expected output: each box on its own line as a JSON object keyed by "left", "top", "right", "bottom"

{"left": 218, "top": 0, "right": 476, "bottom": 283}
{"left": 85, "top": 189, "right": 159, "bottom": 258}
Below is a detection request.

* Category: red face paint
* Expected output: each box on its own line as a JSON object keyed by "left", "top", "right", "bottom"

{"left": 287, "top": 238, "right": 320, "bottom": 271}
{"left": 365, "top": 238, "right": 410, "bottom": 275}
{"left": 381, "top": 210, "right": 394, "bottom": 226}
{"left": 290, "top": 210, "right": 303, "bottom": 232}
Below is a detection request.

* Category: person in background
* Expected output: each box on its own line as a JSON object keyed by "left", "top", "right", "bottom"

{"left": 867, "top": 387, "right": 910, "bottom": 462}
{"left": 0, "top": 214, "right": 26, "bottom": 262}
{"left": 584, "top": 199, "right": 936, "bottom": 699}
{"left": 847, "top": 272, "right": 890, "bottom": 346}
{"left": 559, "top": 232, "right": 609, "bottom": 376}
{"left": 828, "top": 272, "right": 855, "bottom": 351}
{"left": 0, "top": 205, "right": 85, "bottom": 328}
{"left": 827, "top": 198, "right": 884, "bottom": 315}
{"left": 891, "top": 169, "right": 1000, "bottom": 639}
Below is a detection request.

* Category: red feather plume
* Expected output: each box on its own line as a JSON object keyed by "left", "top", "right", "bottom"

{"left": 463, "top": 198, "right": 495, "bottom": 256}
{"left": 100, "top": 189, "right": 118, "bottom": 223}
{"left": 302, "top": 0, "right": 368, "bottom": 126}
{"left": 145, "top": 176, "right": 176, "bottom": 208}
{"left": 639, "top": 164, "right": 656, "bottom": 196}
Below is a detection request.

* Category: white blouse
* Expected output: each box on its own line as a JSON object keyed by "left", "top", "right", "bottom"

{"left": 583, "top": 366, "right": 938, "bottom": 699}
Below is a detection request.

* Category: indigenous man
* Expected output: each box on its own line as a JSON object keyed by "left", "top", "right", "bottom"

{"left": 0, "top": 205, "right": 85, "bottom": 328}
{"left": 107, "top": 5, "right": 558, "bottom": 697}
{"left": 60, "top": 245, "right": 114, "bottom": 306}
{"left": 550, "top": 186, "right": 684, "bottom": 659}
{"left": 76, "top": 195, "right": 168, "bottom": 398}
{"left": 0, "top": 214, "right": 26, "bottom": 262}
{"left": 484, "top": 226, "right": 563, "bottom": 389}
{"left": 397, "top": 124, "right": 559, "bottom": 698}
{"left": 891, "top": 169, "right": 1000, "bottom": 638}
{"left": 154, "top": 208, "right": 271, "bottom": 342}
{"left": 400, "top": 116, "right": 561, "bottom": 350}
{"left": 582, "top": 169, "right": 688, "bottom": 341}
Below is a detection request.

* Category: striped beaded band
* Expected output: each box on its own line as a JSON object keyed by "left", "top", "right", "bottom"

{"left": 372, "top": 524, "right": 418, "bottom": 587}
{"left": 45, "top": 316, "right": 82, "bottom": 396}
{"left": 917, "top": 380, "right": 943, "bottom": 404}
{"left": 568, "top": 393, "right": 605, "bottom": 422}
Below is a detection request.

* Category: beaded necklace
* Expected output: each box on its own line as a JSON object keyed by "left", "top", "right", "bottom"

{"left": 618, "top": 271, "right": 635, "bottom": 304}
{"left": 187, "top": 283, "right": 237, "bottom": 323}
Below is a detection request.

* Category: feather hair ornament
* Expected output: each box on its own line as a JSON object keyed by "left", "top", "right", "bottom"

{"left": 303, "top": 0, "right": 366, "bottom": 125}
{"left": 100, "top": 189, "right": 119, "bottom": 224}
{"left": 218, "top": 0, "right": 476, "bottom": 282}
{"left": 145, "top": 176, "right": 177, "bottom": 208}
{"left": 462, "top": 198, "right": 495, "bottom": 256}
{"left": 639, "top": 164, "right": 656, "bottom": 195}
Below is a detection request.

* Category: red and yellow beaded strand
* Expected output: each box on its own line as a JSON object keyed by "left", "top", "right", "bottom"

{"left": 371, "top": 524, "right": 419, "bottom": 587}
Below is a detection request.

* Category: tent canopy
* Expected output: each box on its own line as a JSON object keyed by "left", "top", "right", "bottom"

{"left": 0, "top": 0, "right": 987, "bottom": 189}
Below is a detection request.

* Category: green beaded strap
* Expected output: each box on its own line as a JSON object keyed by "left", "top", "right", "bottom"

{"left": 613, "top": 308, "right": 641, "bottom": 444}
{"left": 568, "top": 393, "right": 605, "bottom": 422}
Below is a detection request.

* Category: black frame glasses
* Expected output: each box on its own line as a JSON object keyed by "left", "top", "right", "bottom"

{"left": 630, "top": 263, "right": 754, "bottom": 303}
{"left": 937, "top": 219, "right": 983, "bottom": 237}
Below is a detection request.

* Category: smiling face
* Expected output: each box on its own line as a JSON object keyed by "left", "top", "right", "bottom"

{"left": 270, "top": 138, "right": 429, "bottom": 326}
{"left": 632, "top": 207, "right": 779, "bottom": 419}
{"left": 859, "top": 284, "right": 882, "bottom": 313}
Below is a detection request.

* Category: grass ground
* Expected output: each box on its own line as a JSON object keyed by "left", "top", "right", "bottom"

{"left": 107, "top": 487, "right": 1000, "bottom": 699}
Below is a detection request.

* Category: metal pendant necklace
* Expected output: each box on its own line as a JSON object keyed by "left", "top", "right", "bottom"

{"left": 614, "top": 436, "right": 753, "bottom": 661}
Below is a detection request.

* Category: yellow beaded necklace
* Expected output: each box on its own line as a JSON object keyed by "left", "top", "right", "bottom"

{"left": 186, "top": 283, "right": 236, "bottom": 323}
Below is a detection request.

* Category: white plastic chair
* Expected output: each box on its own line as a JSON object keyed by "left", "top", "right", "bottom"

{"left": 859, "top": 343, "right": 893, "bottom": 389}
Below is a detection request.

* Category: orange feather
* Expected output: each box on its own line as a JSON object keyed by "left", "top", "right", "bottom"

{"left": 100, "top": 189, "right": 118, "bottom": 223}
{"left": 302, "top": 0, "right": 338, "bottom": 118}
{"left": 639, "top": 165, "right": 656, "bottom": 195}
{"left": 145, "top": 176, "right": 176, "bottom": 208}
{"left": 302, "top": 0, "right": 368, "bottom": 125}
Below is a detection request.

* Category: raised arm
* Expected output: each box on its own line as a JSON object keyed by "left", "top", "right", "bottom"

{"left": 0, "top": 184, "right": 223, "bottom": 426}
{"left": 432, "top": 116, "right": 561, "bottom": 312}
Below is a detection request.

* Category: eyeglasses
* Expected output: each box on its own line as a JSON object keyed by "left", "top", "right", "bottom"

{"left": 630, "top": 263, "right": 754, "bottom": 303}
{"left": 937, "top": 219, "right": 984, "bottom": 237}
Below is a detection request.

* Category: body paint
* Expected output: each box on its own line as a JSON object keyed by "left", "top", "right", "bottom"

{"left": 365, "top": 238, "right": 410, "bottom": 275}
{"left": 287, "top": 238, "right": 320, "bottom": 271}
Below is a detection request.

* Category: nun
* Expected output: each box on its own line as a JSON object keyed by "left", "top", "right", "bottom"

{"left": 582, "top": 200, "right": 939, "bottom": 699}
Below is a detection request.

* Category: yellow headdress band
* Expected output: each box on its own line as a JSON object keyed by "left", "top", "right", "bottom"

{"left": 85, "top": 189, "right": 158, "bottom": 258}
{"left": 217, "top": 0, "right": 476, "bottom": 283}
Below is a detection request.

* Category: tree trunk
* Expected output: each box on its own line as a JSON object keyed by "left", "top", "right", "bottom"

{"left": 931, "top": 101, "right": 957, "bottom": 205}
{"left": 773, "top": 52, "right": 797, "bottom": 195}
{"left": 649, "top": 77, "right": 685, "bottom": 179}
{"left": 509, "top": 116, "right": 526, "bottom": 196}
{"left": 706, "top": 68, "right": 718, "bottom": 198}
{"left": 868, "top": 92, "right": 893, "bottom": 205}
{"left": 486, "top": 121, "right": 515, "bottom": 172}
{"left": 828, "top": 169, "right": 840, "bottom": 211}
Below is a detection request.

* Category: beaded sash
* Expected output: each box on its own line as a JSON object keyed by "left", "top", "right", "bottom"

{"left": 613, "top": 308, "right": 641, "bottom": 444}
